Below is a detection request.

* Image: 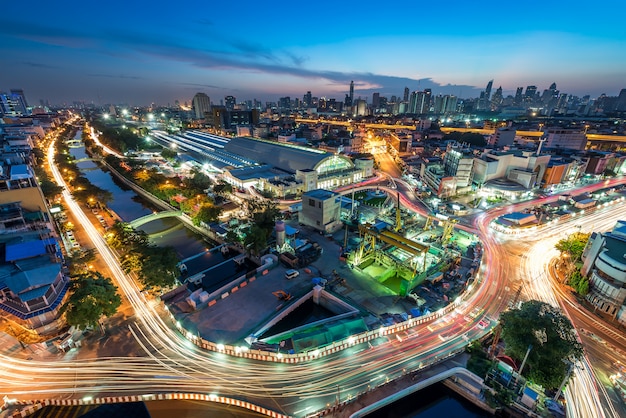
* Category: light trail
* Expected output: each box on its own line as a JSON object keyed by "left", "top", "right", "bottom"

{"left": 0, "top": 122, "right": 623, "bottom": 417}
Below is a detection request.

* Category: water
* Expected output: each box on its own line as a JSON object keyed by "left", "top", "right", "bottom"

{"left": 69, "top": 146, "right": 211, "bottom": 261}
{"left": 260, "top": 298, "right": 336, "bottom": 338}
{"left": 366, "top": 382, "right": 492, "bottom": 418}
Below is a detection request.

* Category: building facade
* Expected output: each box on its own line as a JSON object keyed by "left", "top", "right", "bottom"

{"left": 581, "top": 221, "right": 626, "bottom": 321}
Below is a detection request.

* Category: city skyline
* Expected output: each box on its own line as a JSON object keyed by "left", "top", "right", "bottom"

{"left": 1, "top": 0, "right": 626, "bottom": 106}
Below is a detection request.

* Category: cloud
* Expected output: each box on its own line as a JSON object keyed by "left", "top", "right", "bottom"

{"left": 22, "top": 61, "right": 60, "bottom": 69}
{"left": 87, "top": 73, "right": 143, "bottom": 80}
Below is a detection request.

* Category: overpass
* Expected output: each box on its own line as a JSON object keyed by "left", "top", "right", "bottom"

{"left": 129, "top": 210, "right": 183, "bottom": 229}
{"left": 295, "top": 118, "right": 626, "bottom": 144}
{"left": 349, "top": 367, "right": 485, "bottom": 418}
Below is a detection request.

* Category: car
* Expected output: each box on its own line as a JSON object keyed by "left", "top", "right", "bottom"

{"left": 285, "top": 269, "right": 299, "bottom": 280}
{"left": 477, "top": 319, "right": 489, "bottom": 330}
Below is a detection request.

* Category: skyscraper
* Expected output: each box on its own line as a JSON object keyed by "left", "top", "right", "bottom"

{"left": 10, "top": 89, "right": 28, "bottom": 112}
{"left": 372, "top": 93, "right": 380, "bottom": 109}
{"left": 0, "top": 90, "right": 28, "bottom": 116}
{"left": 349, "top": 81, "right": 354, "bottom": 107}
{"left": 224, "top": 95, "right": 236, "bottom": 111}
{"left": 484, "top": 80, "right": 493, "bottom": 100}
{"left": 303, "top": 91, "right": 312, "bottom": 108}
{"left": 524, "top": 86, "right": 537, "bottom": 103}
{"left": 191, "top": 92, "right": 211, "bottom": 119}
{"left": 514, "top": 87, "right": 524, "bottom": 105}
{"left": 403, "top": 87, "right": 410, "bottom": 102}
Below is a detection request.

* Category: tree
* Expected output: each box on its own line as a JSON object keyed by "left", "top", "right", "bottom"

{"left": 499, "top": 300, "right": 583, "bottom": 389}
{"left": 60, "top": 272, "right": 122, "bottom": 330}
{"left": 244, "top": 224, "right": 269, "bottom": 256}
{"left": 138, "top": 246, "right": 178, "bottom": 290}
{"left": 193, "top": 203, "right": 222, "bottom": 226}
{"left": 555, "top": 232, "right": 591, "bottom": 262}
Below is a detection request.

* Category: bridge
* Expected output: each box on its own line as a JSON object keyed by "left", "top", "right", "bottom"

{"left": 65, "top": 139, "right": 83, "bottom": 148}
{"left": 295, "top": 118, "right": 626, "bottom": 144}
{"left": 129, "top": 210, "right": 184, "bottom": 229}
{"left": 73, "top": 157, "right": 101, "bottom": 163}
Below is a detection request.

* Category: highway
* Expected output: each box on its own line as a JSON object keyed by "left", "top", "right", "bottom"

{"left": 0, "top": 123, "right": 624, "bottom": 417}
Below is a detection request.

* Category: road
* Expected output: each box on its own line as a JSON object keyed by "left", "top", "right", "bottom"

{"left": 1, "top": 124, "right": 624, "bottom": 417}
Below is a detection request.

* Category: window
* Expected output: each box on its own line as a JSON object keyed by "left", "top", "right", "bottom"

{"left": 318, "top": 202, "right": 322, "bottom": 208}
{"left": 309, "top": 199, "right": 315, "bottom": 206}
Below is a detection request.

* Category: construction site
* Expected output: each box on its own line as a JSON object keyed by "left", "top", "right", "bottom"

{"left": 345, "top": 193, "right": 479, "bottom": 313}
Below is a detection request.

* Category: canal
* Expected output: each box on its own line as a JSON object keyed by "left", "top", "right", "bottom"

{"left": 69, "top": 143, "right": 218, "bottom": 263}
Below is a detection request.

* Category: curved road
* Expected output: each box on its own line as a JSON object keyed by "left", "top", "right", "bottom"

{"left": 1, "top": 125, "right": 624, "bottom": 418}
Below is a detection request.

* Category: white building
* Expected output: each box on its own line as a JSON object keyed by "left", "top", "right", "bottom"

{"left": 581, "top": 221, "right": 626, "bottom": 321}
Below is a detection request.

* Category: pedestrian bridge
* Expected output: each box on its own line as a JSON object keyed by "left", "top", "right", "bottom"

{"left": 129, "top": 210, "right": 184, "bottom": 229}
{"left": 74, "top": 157, "right": 101, "bottom": 163}
{"left": 65, "top": 139, "right": 83, "bottom": 148}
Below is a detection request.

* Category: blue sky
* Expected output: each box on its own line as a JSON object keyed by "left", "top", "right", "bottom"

{"left": 2, "top": 0, "right": 625, "bottom": 106}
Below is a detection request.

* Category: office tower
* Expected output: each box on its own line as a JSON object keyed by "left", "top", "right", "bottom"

{"left": 484, "top": 80, "right": 493, "bottom": 100}
{"left": 403, "top": 87, "right": 410, "bottom": 102}
{"left": 191, "top": 93, "right": 211, "bottom": 119}
{"left": 408, "top": 90, "right": 432, "bottom": 114}
{"left": 514, "top": 87, "right": 524, "bottom": 105}
{"left": 616, "top": 88, "right": 626, "bottom": 111}
{"left": 524, "top": 86, "right": 537, "bottom": 103}
{"left": 491, "top": 86, "right": 503, "bottom": 107}
{"left": 372, "top": 93, "right": 380, "bottom": 109}
{"left": 225, "top": 95, "right": 236, "bottom": 111}
{"left": 303, "top": 91, "right": 312, "bottom": 108}
{"left": 278, "top": 97, "right": 291, "bottom": 110}
{"left": 349, "top": 81, "right": 354, "bottom": 106}
{"left": 10, "top": 89, "right": 28, "bottom": 112}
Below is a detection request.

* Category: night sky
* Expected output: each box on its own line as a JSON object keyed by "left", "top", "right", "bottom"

{"left": 2, "top": 0, "right": 625, "bottom": 106}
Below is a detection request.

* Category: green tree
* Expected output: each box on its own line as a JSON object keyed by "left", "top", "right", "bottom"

{"left": 555, "top": 232, "right": 591, "bottom": 262}
{"left": 193, "top": 203, "right": 222, "bottom": 226}
{"left": 244, "top": 224, "right": 268, "bottom": 256}
{"left": 60, "top": 272, "right": 122, "bottom": 330}
{"left": 499, "top": 300, "right": 583, "bottom": 389}
{"left": 161, "top": 147, "right": 177, "bottom": 160}
{"left": 213, "top": 180, "right": 233, "bottom": 196}
{"left": 138, "top": 246, "right": 178, "bottom": 289}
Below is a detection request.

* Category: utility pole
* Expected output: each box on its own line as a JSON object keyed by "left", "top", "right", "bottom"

{"left": 554, "top": 362, "right": 574, "bottom": 401}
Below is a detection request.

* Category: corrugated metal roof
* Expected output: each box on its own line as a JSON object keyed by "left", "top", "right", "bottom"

{"left": 224, "top": 137, "right": 331, "bottom": 174}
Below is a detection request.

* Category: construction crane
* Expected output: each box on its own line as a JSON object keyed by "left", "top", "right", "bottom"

{"left": 423, "top": 216, "right": 434, "bottom": 231}
{"left": 440, "top": 218, "right": 458, "bottom": 243}
{"left": 395, "top": 192, "right": 402, "bottom": 232}
{"left": 272, "top": 290, "right": 292, "bottom": 301}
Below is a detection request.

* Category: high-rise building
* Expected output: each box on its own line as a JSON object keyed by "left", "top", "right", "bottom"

{"left": 225, "top": 95, "right": 236, "bottom": 111}
{"left": 514, "top": 87, "right": 524, "bottom": 105}
{"left": 616, "top": 88, "right": 626, "bottom": 112}
{"left": 191, "top": 93, "right": 211, "bottom": 119}
{"left": 10, "top": 89, "right": 28, "bottom": 112}
{"left": 524, "top": 86, "right": 537, "bottom": 103}
{"left": 349, "top": 81, "right": 354, "bottom": 107}
{"left": 303, "top": 91, "right": 312, "bottom": 108}
{"left": 408, "top": 89, "right": 432, "bottom": 114}
{"left": 372, "top": 93, "right": 380, "bottom": 109}
{"left": 484, "top": 80, "right": 493, "bottom": 100}
{"left": 491, "top": 86, "right": 503, "bottom": 107}
{"left": 278, "top": 97, "right": 291, "bottom": 111}
{"left": 403, "top": 87, "right": 410, "bottom": 102}
{"left": 0, "top": 89, "right": 29, "bottom": 116}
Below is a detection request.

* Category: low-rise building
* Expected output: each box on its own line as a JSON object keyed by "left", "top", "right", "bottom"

{"left": 298, "top": 189, "right": 342, "bottom": 234}
{"left": 581, "top": 221, "right": 626, "bottom": 321}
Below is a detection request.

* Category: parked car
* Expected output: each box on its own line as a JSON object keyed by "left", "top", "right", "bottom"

{"left": 285, "top": 269, "right": 300, "bottom": 280}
